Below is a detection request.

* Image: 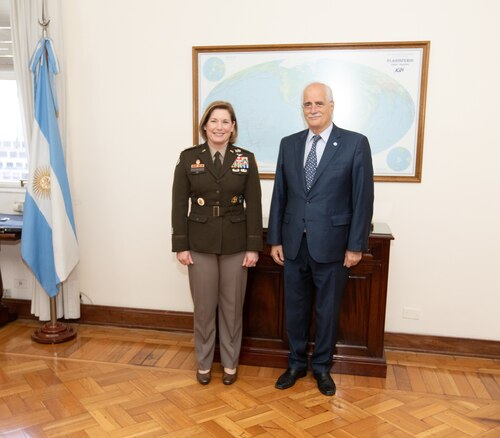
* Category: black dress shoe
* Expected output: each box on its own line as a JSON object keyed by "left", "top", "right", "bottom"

{"left": 196, "top": 371, "right": 211, "bottom": 385}
{"left": 275, "top": 368, "right": 307, "bottom": 390}
{"left": 222, "top": 370, "right": 238, "bottom": 385}
{"left": 313, "top": 372, "right": 336, "bottom": 396}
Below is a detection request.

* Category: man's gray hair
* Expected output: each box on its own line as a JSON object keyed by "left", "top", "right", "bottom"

{"left": 303, "top": 82, "right": 334, "bottom": 102}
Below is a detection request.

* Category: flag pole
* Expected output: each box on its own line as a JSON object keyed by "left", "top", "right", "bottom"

{"left": 32, "top": 287, "right": 76, "bottom": 344}
{"left": 28, "top": 0, "right": 78, "bottom": 344}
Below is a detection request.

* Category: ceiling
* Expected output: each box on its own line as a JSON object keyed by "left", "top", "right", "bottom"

{"left": 0, "top": 0, "right": 12, "bottom": 67}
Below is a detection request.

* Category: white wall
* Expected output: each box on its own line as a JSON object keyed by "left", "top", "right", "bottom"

{"left": 2, "top": 0, "right": 499, "bottom": 341}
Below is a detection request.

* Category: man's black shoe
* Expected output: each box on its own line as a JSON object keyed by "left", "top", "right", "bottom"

{"left": 275, "top": 368, "right": 307, "bottom": 389}
{"left": 313, "top": 372, "right": 336, "bottom": 396}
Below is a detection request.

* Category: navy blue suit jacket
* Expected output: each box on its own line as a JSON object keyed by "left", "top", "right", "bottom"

{"left": 267, "top": 123, "right": 374, "bottom": 263}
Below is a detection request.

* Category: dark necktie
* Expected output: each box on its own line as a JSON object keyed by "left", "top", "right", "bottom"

{"left": 305, "top": 135, "right": 321, "bottom": 191}
{"left": 214, "top": 151, "right": 222, "bottom": 175}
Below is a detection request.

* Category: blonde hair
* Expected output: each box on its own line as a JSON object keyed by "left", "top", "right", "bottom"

{"left": 199, "top": 101, "right": 238, "bottom": 144}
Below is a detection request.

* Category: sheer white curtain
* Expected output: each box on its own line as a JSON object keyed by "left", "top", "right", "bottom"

{"left": 10, "top": 0, "right": 80, "bottom": 320}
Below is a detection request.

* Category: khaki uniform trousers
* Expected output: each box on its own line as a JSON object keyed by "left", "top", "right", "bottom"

{"left": 188, "top": 251, "right": 247, "bottom": 370}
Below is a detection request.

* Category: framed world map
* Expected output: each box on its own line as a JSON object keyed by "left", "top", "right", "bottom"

{"left": 193, "top": 41, "right": 430, "bottom": 182}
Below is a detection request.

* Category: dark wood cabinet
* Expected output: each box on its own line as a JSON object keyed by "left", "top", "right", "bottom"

{"left": 0, "top": 232, "right": 21, "bottom": 327}
{"left": 239, "top": 223, "right": 393, "bottom": 377}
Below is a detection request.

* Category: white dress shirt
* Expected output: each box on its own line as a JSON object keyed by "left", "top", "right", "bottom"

{"left": 303, "top": 123, "right": 333, "bottom": 166}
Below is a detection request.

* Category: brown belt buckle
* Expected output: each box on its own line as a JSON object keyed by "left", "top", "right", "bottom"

{"left": 213, "top": 206, "right": 220, "bottom": 217}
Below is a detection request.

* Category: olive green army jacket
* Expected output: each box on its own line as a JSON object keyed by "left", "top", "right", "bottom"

{"left": 172, "top": 143, "right": 263, "bottom": 254}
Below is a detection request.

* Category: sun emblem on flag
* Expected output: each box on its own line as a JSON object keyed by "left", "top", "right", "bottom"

{"left": 33, "top": 166, "right": 51, "bottom": 199}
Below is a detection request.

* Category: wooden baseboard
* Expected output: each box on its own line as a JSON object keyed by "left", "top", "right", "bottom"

{"left": 384, "top": 332, "right": 500, "bottom": 359}
{"left": 80, "top": 303, "right": 193, "bottom": 332}
{"left": 3, "top": 298, "right": 499, "bottom": 359}
{"left": 1, "top": 298, "right": 194, "bottom": 332}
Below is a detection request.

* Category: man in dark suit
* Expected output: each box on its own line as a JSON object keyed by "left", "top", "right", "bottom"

{"left": 267, "top": 82, "right": 374, "bottom": 396}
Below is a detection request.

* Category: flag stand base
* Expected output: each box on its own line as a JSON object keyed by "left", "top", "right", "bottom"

{"left": 32, "top": 321, "right": 76, "bottom": 344}
{"left": 32, "top": 296, "right": 77, "bottom": 344}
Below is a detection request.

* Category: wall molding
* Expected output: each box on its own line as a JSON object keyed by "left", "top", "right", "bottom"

{"left": 3, "top": 299, "right": 499, "bottom": 359}
{"left": 3, "top": 298, "right": 194, "bottom": 332}
{"left": 384, "top": 332, "right": 500, "bottom": 359}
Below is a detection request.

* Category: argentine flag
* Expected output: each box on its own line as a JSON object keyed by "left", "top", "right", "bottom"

{"left": 21, "top": 36, "right": 79, "bottom": 297}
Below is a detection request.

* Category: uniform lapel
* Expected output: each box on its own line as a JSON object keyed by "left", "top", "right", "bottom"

{"left": 220, "top": 144, "right": 238, "bottom": 177}
{"left": 197, "top": 143, "right": 217, "bottom": 177}
{"left": 309, "top": 124, "right": 342, "bottom": 191}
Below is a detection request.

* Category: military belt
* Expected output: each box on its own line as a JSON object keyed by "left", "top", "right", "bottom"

{"left": 191, "top": 204, "right": 243, "bottom": 217}
{"left": 191, "top": 196, "right": 244, "bottom": 206}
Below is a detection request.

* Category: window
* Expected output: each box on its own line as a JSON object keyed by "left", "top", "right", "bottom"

{"left": 1, "top": 1, "right": 28, "bottom": 186}
{"left": 0, "top": 75, "right": 28, "bottom": 184}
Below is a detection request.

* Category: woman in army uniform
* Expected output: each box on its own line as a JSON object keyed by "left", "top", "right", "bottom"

{"left": 172, "top": 101, "right": 263, "bottom": 385}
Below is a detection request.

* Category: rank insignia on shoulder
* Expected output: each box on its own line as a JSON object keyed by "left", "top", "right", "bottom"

{"left": 197, "top": 197, "right": 205, "bottom": 206}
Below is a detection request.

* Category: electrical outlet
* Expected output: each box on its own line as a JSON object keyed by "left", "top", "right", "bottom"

{"left": 14, "top": 278, "right": 27, "bottom": 289}
{"left": 3, "top": 288, "right": 11, "bottom": 298}
{"left": 403, "top": 307, "right": 422, "bottom": 320}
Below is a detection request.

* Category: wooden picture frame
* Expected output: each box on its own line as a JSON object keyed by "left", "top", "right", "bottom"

{"left": 193, "top": 41, "right": 430, "bottom": 182}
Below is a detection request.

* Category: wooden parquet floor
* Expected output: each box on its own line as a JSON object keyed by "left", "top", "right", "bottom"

{"left": 0, "top": 321, "right": 498, "bottom": 437}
